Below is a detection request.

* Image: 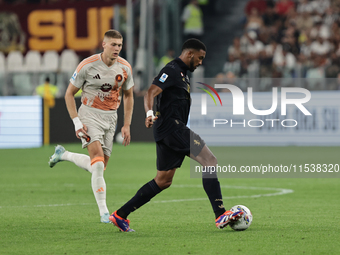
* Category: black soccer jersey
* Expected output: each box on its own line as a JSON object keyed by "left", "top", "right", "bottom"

{"left": 152, "top": 58, "right": 191, "bottom": 141}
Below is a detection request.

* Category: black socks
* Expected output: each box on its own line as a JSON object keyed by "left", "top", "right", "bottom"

{"left": 202, "top": 175, "right": 226, "bottom": 219}
{"left": 117, "top": 179, "right": 162, "bottom": 219}
{"left": 116, "top": 174, "right": 226, "bottom": 220}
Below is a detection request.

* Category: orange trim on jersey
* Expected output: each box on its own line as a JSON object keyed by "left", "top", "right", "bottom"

{"left": 90, "top": 87, "right": 122, "bottom": 110}
{"left": 76, "top": 55, "right": 100, "bottom": 72}
{"left": 117, "top": 57, "right": 133, "bottom": 75}
{"left": 122, "top": 69, "right": 128, "bottom": 81}
{"left": 91, "top": 156, "right": 105, "bottom": 166}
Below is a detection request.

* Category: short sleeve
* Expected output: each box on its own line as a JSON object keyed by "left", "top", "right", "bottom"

{"left": 122, "top": 65, "right": 134, "bottom": 91}
{"left": 152, "top": 66, "right": 177, "bottom": 90}
{"left": 70, "top": 65, "right": 86, "bottom": 89}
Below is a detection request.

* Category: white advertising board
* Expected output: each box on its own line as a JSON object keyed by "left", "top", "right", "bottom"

{"left": 190, "top": 91, "right": 340, "bottom": 146}
{"left": 0, "top": 96, "right": 42, "bottom": 148}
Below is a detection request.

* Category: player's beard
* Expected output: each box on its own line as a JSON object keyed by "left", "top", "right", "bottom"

{"left": 189, "top": 58, "right": 196, "bottom": 72}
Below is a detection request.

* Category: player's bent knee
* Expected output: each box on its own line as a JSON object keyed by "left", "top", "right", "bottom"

{"left": 158, "top": 180, "right": 172, "bottom": 190}
{"left": 209, "top": 154, "right": 217, "bottom": 166}
{"left": 154, "top": 177, "right": 172, "bottom": 190}
{"left": 201, "top": 153, "right": 217, "bottom": 167}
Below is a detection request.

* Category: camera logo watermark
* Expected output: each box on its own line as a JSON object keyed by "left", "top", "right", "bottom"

{"left": 198, "top": 83, "right": 312, "bottom": 128}
{"left": 196, "top": 82, "right": 222, "bottom": 114}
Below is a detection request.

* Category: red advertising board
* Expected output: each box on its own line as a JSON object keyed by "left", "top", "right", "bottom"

{"left": 0, "top": 0, "right": 126, "bottom": 55}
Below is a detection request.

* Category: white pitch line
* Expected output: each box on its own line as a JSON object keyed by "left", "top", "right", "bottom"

{"left": 0, "top": 185, "right": 293, "bottom": 209}
{"left": 0, "top": 203, "right": 94, "bottom": 209}
{"left": 153, "top": 185, "right": 293, "bottom": 203}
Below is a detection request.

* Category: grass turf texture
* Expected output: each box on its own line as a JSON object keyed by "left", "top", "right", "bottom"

{"left": 0, "top": 143, "right": 339, "bottom": 255}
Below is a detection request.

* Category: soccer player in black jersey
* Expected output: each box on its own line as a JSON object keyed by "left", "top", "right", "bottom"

{"left": 109, "top": 39, "right": 243, "bottom": 232}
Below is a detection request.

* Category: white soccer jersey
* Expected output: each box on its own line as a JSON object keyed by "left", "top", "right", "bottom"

{"left": 70, "top": 54, "right": 134, "bottom": 111}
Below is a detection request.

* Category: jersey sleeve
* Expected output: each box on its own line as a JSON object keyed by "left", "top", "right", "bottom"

{"left": 122, "top": 65, "right": 134, "bottom": 91}
{"left": 70, "top": 64, "right": 86, "bottom": 89}
{"left": 152, "top": 66, "right": 176, "bottom": 90}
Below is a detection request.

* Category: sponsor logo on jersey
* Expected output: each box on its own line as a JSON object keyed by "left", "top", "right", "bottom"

{"left": 116, "top": 74, "right": 123, "bottom": 82}
{"left": 93, "top": 74, "right": 101, "bottom": 79}
{"left": 159, "top": 73, "right": 168, "bottom": 83}
{"left": 100, "top": 83, "right": 113, "bottom": 92}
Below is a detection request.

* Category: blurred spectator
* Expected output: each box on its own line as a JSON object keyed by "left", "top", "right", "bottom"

{"left": 182, "top": 0, "right": 204, "bottom": 41}
{"left": 311, "top": 0, "right": 331, "bottom": 15}
{"left": 245, "top": 31, "right": 264, "bottom": 60}
{"left": 258, "top": 48, "right": 273, "bottom": 77}
{"left": 330, "top": 21, "right": 340, "bottom": 41}
{"left": 34, "top": 77, "right": 58, "bottom": 106}
{"left": 306, "top": 56, "right": 326, "bottom": 89}
{"left": 281, "top": 21, "right": 300, "bottom": 56}
{"left": 300, "top": 36, "right": 313, "bottom": 57}
{"left": 239, "top": 53, "right": 250, "bottom": 78}
{"left": 225, "top": 0, "right": 340, "bottom": 87}
{"left": 245, "top": 8, "right": 264, "bottom": 33}
{"left": 295, "top": 11, "right": 314, "bottom": 31}
{"left": 336, "top": 41, "right": 340, "bottom": 56}
{"left": 197, "top": 0, "right": 214, "bottom": 16}
{"left": 310, "top": 36, "right": 332, "bottom": 57}
{"left": 296, "top": 0, "right": 313, "bottom": 13}
{"left": 273, "top": 43, "right": 296, "bottom": 77}
{"left": 258, "top": 28, "right": 271, "bottom": 45}
{"left": 309, "top": 17, "right": 330, "bottom": 39}
{"left": 262, "top": 2, "right": 280, "bottom": 27}
{"left": 228, "top": 37, "right": 243, "bottom": 59}
{"left": 282, "top": 34, "right": 300, "bottom": 56}
{"left": 245, "top": 0, "right": 267, "bottom": 16}
{"left": 222, "top": 53, "right": 241, "bottom": 77}
{"left": 296, "top": 52, "right": 312, "bottom": 78}
{"left": 157, "top": 48, "right": 175, "bottom": 72}
{"left": 298, "top": 28, "right": 308, "bottom": 45}
{"left": 265, "top": 39, "right": 278, "bottom": 58}
{"left": 267, "top": 19, "right": 285, "bottom": 43}
{"left": 326, "top": 52, "right": 340, "bottom": 78}
{"left": 275, "top": 0, "right": 295, "bottom": 17}
{"left": 323, "top": 7, "right": 339, "bottom": 27}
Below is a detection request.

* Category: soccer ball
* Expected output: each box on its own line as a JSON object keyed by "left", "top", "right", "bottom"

{"left": 229, "top": 205, "right": 253, "bottom": 231}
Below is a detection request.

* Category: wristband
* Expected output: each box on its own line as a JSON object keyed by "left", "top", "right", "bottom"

{"left": 72, "top": 117, "right": 83, "bottom": 132}
{"left": 146, "top": 110, "right": 154, "bottom": 118}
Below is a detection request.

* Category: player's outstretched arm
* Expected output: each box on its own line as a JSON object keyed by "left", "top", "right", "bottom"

{"left": 121, "top": 87, "right": 134, "bottom": 146}
{"left": 65, "top": 83, "right": 89, "bottom": 140}
{"left": 144, "top": 84, "right": 162, "bottom": 128}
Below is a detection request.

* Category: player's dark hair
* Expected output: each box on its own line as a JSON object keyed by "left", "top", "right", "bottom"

{"left": 104, "top": 29, "right": 123, "bottom": 39}
{"left": 182, "top": 38, "right": 206, "bottom": 52}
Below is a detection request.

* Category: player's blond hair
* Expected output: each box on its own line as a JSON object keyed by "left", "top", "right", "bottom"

{"left": 104, "top": 30, "right": 123, "bottom": 40}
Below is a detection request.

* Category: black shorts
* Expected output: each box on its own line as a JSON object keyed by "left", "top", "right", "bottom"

{"left": 156, "top": 127, "right": 205, "bottom": 171}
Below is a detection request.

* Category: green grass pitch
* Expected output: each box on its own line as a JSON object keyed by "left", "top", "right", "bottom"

{"left": 0, "top": 143, "right": 339, "bottom": 255}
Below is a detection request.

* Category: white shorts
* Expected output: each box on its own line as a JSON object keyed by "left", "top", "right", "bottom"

{"left": 78, "top": 104, "right": 118, "bottom": 157}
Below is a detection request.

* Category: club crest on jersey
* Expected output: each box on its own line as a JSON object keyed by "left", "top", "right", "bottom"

{"left": 100, "top": 83, "right": 112, "bottom": 92}
{"left": 116, "top": 74, "right": 123, "bottom": 82}
{"left": 159, "top": 73, "right": 168, "bottom": 83}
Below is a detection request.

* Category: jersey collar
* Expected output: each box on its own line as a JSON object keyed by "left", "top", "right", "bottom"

{"left": 174, "top": 57, "right": 189, "bottom": 72}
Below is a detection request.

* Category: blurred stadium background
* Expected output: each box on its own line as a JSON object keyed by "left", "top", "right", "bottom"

{"left": 1, "top": 1, "right": 339, "bottom": 254}
{"left": 0, "top": 0, "right": 340, "bottom": 148}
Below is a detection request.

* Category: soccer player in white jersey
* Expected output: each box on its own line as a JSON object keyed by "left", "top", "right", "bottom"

{"left": 48, "top": 30, "right": 134, "bottom": 223}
